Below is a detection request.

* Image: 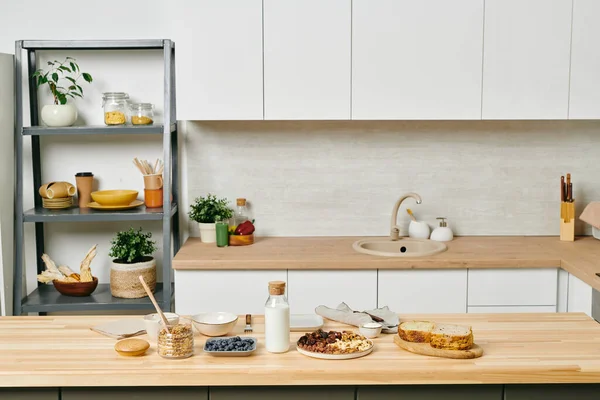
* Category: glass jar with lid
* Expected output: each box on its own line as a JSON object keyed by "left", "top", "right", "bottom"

{"left": 129, "top": 103, "right": 154, "bottom": 125}
{"left": 157, "top": 323, "right": 194, "bottom": 359}
{"left": 102, "top": 92, "right": 129, "bottom": 125}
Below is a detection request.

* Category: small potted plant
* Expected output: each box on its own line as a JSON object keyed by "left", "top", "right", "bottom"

{"left": 109, "top": 228, "right": 157, "bottom": 299}
{"left": 189, "top": 194, "right": 233, "bottom": 243}
{"left": 33, "top": 57, "right": 93, "bottom": 127}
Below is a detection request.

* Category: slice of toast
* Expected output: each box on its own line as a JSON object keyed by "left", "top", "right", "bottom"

{"left": 429, "top": 323, "right": 473, "bottom": 350}
{"left": 398, "top": 321, "right": 435, "bottom": 343}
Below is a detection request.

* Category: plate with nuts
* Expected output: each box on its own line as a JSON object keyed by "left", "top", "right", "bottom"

{"left": 296, "top": 329, "right": 374, "bottom": 360}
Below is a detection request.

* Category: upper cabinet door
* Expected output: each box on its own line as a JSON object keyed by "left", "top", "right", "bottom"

{"left": 482, "top": 0, "right": 572, "bottom": 119}
{"left": 569, "top": 0, "right": 600, "bottom": 119}
{"left": 174, "top": 0, "right": 263, "bottom": 120}
{"left": 263, "top": 0, "right": 351, "bottom": 120}
{"left": 352, "top": 0, "right": 484, "bottom": 120}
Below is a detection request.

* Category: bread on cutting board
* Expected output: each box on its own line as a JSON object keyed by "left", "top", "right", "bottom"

{"left": 398, "top": 321, "right": 474, "bottom": 350}
{"left": 398, "top": 321, "right": 435, "bottom": 343}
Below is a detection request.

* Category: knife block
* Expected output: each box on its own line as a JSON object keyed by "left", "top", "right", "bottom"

{"left": 560, "top": 201, "right": 575, "bottom": 242}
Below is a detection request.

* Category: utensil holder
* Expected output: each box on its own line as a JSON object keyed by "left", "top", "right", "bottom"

{"left": 560, "top": 201, "right": 575, "bottom": 242}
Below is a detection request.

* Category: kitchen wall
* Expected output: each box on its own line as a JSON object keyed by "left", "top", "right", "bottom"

{"left": 184, "top": 120, "right": 600, "bottom": 237}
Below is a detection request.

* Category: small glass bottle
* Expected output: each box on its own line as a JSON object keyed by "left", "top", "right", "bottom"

{"left": 215, "top": 218, "right": 229, "bottom": 247}
{"left": 264, "top": 281, "right": 290, "bottom": 353}
{"left": 157, "top": 323, "right": 194, "bottom": 359}
{"left": 234, "top": 198, "right": 249, "bottom": 226}
{"left": 129, "top": 103, "right": 154, "bottom": 125}
{"left": 102, "top": 92, "right": 129, "bottom": 125}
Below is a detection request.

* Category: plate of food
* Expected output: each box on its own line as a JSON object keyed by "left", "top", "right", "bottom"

{"left": 296, "top": 329, "right": 374, "bottom": 360}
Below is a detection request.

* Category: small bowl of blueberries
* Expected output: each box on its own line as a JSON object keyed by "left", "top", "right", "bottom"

{"left": 203, "top": 336, "right": 257, "bottom": 357}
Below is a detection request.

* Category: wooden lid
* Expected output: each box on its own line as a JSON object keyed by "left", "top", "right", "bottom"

{"left": 268, "top": 281, "right": 286, "bottom": 295}
{"left": 114, "top": 338, "right": 150, "bottom": 357}
{"left": 236, "top": 198, "right": 246, "bottom": 206}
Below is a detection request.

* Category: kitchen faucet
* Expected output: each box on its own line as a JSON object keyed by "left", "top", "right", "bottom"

{"left": 390, "top": 192, "right": 422, "bottom": 241}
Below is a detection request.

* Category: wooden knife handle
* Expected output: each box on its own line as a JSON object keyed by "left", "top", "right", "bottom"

{"left": 245, "top": 314, "right": 251, "bottom": 325}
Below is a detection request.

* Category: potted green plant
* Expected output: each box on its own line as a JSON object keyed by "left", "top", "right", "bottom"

{"left": 33, "top": 57, "right": 93, "bottom": 127}
{"left": 108, "top": 228, "right": 157, "bottom": 299}
{"left": 189, "top": 194, "right": 233, "bottom": 243}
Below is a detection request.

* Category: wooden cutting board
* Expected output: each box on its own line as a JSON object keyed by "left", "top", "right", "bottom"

{"left": 393, "top": 335, "right": 483, "bottom": 359}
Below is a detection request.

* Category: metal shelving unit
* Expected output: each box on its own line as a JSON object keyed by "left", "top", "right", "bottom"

{"left": 13, "top": 39, "right": 180, "bottom": 315}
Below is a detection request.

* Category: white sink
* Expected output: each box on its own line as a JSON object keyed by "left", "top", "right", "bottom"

{"left": 353, "top": 238, "right": 447, "bottom": 257}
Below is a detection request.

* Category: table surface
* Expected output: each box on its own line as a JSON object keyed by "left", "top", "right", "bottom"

{"left": 1, "top": 313, "right": 600, "bottom": 387}
{"left": 172, "top": 236, "right": 600, "bottom": 291}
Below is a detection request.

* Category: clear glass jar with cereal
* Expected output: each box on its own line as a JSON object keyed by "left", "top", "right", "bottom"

{"left": 157, "top": 323, "right": 194, "bottom": 359}
{"left": 129, "top": 103, "right": 154, "bottom": 125}
{"left": 102, "top": 92, "right": 129, "bottom": 125}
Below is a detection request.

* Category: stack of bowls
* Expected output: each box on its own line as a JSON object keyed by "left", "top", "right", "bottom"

{"left": 43, "top": 197, "right": 73, "bottom": 209}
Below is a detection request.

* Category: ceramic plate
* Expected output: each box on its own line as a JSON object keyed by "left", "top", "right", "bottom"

{"left": 86, "top": 200, "right": 144, "bottom": 211}
{"left": 290, "top": 314, "right": 324, "bottom": 332}
{"left": 296, "top": 340, "right": 374, "bottom": 360}
{"left": 203, "top": 337, "right": 257, "bottom": 357}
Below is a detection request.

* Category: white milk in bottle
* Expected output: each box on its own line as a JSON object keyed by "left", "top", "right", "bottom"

{"left": 264, "top": 281, "right": 290, "bottom": 353}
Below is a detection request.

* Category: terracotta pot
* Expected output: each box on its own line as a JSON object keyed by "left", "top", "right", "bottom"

{"left": 110, "top": 257, "right": 156, "bottom": 299}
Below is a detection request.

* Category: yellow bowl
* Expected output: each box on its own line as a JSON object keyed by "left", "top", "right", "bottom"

{"left": 91, "top": 190, "right": 138, "bottom": 206}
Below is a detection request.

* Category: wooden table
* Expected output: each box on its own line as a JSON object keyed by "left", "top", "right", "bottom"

{"left": 172, "top": 236, "right": 600, "bottom": 291}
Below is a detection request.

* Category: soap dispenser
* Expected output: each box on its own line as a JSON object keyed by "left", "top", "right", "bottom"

{"left": 430, "top": 217, "right": 454, "bottom": 242}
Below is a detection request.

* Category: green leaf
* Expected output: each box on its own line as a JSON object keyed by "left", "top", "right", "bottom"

{"left": 82, "top": 72, "right": 93, "bottom": 83}
{"left": 65, "top": 77, "right": 77, "bottom": 84}
{"left": 68, "top": 85, "right": 76, "bottom": 90}
{"left": 72, "top": 92, "right": 83, "bottom": 98}
{"left": 47, "top": 61, "right": 54, "bottom": 66}
{"left": 76, "top": 84, "right": 83, "bottom": 93}
{"left": 69, "top": 62, "right": 78, "bottom": 72}
{"left": 57, "top": 93, "right": 67, "bottom": 105}
{"left": 58, "top": 66, "right": 71, "bottom": 73}
{"left": 66, "top": 56, "right": 75, "bottom": 60}
{"left": 51, "top": 72, "right": 59, "bottom": 83}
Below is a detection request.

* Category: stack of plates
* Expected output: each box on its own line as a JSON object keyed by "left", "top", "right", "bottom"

{"left": 42, "top": 197, "right": 73, "bottom": 210}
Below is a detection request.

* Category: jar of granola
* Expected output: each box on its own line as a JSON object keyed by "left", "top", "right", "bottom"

{"left": 129, "top": 103, "right": 154, "bottom": 125}
{"left": 157, "top": 323, "right": 194, "bottom": 359}
{"left": 102, "top": 92, "right": 129, "bottom": 125}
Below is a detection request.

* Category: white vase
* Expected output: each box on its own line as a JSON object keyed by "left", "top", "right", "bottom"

{"left": 110, "top": 257, "right": 156, "bottom": 299}
{"left": 41, "top": 104, "right": 77, "bottom": 127}
{"left": 199, "top": 222, "right": 217, "bottom": 243}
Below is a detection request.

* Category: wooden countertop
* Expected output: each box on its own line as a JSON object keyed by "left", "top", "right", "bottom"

{"left": 172, "top": 236, "right": 600, "bottom": 291}
{"left": 1, "top": 313, "right": 600, "bottom": 387}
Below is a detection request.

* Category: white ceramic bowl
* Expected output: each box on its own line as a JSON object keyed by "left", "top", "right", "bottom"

{"left": 359, "top": 322, "right": 383, "bottom": 339}
{"left": 144, "top": 312, "right": 179, "bottom": 342}
{"left": 192, "top": 312, "right": 239, "bottom": 337}
{"left": 593, "top": 226, "right": 600, "bottom": 240}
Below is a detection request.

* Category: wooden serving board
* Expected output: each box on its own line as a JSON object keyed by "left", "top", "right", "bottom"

{"left": 393, "top": 335, "right": 483, "bottom": 359}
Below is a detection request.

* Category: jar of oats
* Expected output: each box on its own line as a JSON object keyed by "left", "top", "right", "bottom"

{"left": 129, "top": 103, "right": 154, "bottom": 125}
{"left": 102, "top": 92, "right": 129, "bottom": 125}
{"left": 157, "top": 323, "right": 194, "bottom": 359}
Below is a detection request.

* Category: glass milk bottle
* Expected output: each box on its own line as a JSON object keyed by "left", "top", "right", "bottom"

{"left": 264, "top": 281, "right": 290, "bottom": 353}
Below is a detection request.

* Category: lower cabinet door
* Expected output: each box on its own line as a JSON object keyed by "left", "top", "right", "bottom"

{"left": 0, "top": 389, "right": 58, "bottom": 400}
{"left": 210, "top": 386, "right": 355, "bottom": 400}
{"left": 504, "top": 384, "right": 600, "bottom": 399}
{"left": 287, "top": 270, "right": 377, "bottom": 314}
{"left": 358, "top": 385, "right": 503, "bottom": 400}
{"left": 468, "top": 305, "right": 556, "bottom": 313}
{"left": 378, "top": 270, "right": 468, "bottom": 313}
{"left": 174, "top": 270, "right": 287, "bottom": 315}
{"left": 61, "top": 388, "right": 207, "bottom": 400}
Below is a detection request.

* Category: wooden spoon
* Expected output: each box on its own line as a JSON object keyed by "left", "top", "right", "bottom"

{"left": 406, "top": 208, "right": 417, "bottom": 222}
{"left": 138, "top": 275, "right": 170, "bottom": 334}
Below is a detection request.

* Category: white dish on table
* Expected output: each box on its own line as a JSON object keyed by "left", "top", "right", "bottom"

{"left": 359, "top": 322, "right": 383, "bottom": 339}
{"left": 593, "top": 227, "right": 600, "bottom": 240}
{"left": 296, "top": 340, "right": 374, "bottom": 360}
{"left": 192, "top": 312, "right": 238, "bottom": 337}
{"left": 290, "top": 314, "right": 324, "bottom": 332}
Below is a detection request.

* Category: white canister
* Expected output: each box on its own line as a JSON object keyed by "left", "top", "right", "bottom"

{"left": 198, "top": 222, "right": 217, "bottom": 243}
{"left": 408, "top": 220, "right": 431, "bottom": 239}
{"left": 265, "top": 281, "right": 290, "bottom": 353}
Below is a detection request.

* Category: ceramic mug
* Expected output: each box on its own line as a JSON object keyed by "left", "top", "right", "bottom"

{"left": 143, "top": 174, "right": 163, "bottom": 190}
{"left": 144, "top": 188, "right": 163, "bottom": 208}
{"left": 144, "top": 312, "right": 179, "bottom": 342}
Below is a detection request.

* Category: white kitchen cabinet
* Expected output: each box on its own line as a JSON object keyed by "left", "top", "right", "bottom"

{"left": 173, "top": 0, "right": 263, "bottom": 120}
{"left": 378, "top": 270, "right": 468, "bottom": 313}
{"left": 263, "top": 0, "right": 350, "bottom": 120}
{"left": 482, "top": 0, "right": 572, "bottom": 119}
{"left": 468, "top": 305, "right": 556, "bottom": 313}
{"left": 287, "top": 271, "right": 376, "bottom": 314}
{"left": 567, "top": 273, "right": 593, "bottom": 317}
{"left": 352, "top": 0, "right": 484, "bottom": 120}
{"left": 174, "top": 270, "right": 286, "bottom": 315}
{"left": 468, "top": 269, "right": 558, "bottom": 306}
{"left": 569, "top": 0, "right": 600, "bottom": 118}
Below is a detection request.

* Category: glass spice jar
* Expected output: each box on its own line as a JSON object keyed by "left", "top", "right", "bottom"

{"left": 102, "top": 92, "right": 129, "bottom": 125}
{"left": 129, "top": 103, "right": 154, "bottom": 125}
{"left": 157, "top": 323, "right": 194, "bottom": 359}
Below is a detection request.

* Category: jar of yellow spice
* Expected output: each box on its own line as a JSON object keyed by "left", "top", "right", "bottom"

{"left": 129, "top": 103, "right": 154, "bottom": 125}
{"left": 102, "top": 92, "right": 129, "bottom": 125}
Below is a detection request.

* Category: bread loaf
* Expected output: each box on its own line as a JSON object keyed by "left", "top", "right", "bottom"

{"left": 398, "top": 321, "right": 435, "bottom": 343}
{"left": 429, "top": 324, "right": 473, "bottom": 350}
